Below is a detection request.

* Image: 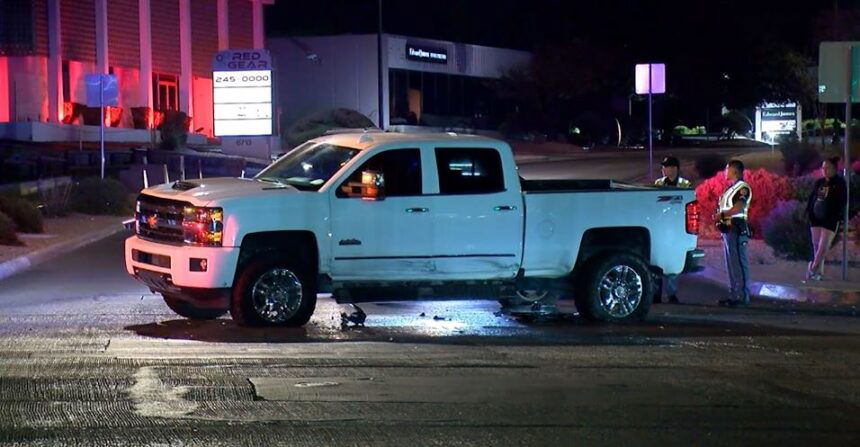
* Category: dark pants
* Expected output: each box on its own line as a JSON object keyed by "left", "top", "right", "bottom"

{"left": 721, "top": 230, "right": 750, "bottom": 303}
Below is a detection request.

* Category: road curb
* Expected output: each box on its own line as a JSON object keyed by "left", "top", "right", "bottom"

{"left": 0, "top": 224, "right": 127, "bottom": 282}
{"left": 694, "top": 266, "right": 860, "bottom": 306}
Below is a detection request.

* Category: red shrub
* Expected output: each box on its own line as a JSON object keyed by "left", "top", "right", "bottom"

{"left": 694, "top": 168, "right": 794, "bottom": 239}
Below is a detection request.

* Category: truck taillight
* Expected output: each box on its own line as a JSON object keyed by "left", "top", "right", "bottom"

{"left": 685, "top": 200, "right": 699, "bottom": 235}
{"left": 182, "top": 207, "right": 223, "bottom": 246}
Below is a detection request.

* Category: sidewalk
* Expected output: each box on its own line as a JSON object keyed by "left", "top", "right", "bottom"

{"left": 0, "top": 214, "right": 127, "bottom": 281}
{"left": 694, "top": 239, "right": 860, "bottom": 306}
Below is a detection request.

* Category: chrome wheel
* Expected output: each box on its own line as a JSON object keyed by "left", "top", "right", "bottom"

{"left": 597, "top": 265, "right": 643, "bottom": 318}
{"left": 251, "top": 268, "right": 303, "bottom": 324}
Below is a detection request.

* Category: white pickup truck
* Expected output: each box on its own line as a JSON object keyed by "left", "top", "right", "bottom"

{"left": 125, "top": 132, "right": 703, "bottom": 326}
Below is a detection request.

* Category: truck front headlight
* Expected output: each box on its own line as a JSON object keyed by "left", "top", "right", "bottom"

{"left": 182, "top": 206, "right": 223, "bottom": 246}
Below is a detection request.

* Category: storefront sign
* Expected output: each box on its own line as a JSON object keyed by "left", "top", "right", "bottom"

{"left": 212, "top": 50, "right": 273, "bottom": 137}
{"left": 406, "top": 44, "right": 448, "bottom": 64}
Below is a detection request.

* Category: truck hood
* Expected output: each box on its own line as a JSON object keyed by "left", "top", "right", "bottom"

{"left": 140, "top": 177, "right": 298, "bottom": 205}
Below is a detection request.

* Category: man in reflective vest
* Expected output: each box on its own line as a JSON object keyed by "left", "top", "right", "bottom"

{"left": 654, "top": 156, "right": 691, "bottom": 303}
{"left": 715, "top": 159, "right": 752, "bottom": 307}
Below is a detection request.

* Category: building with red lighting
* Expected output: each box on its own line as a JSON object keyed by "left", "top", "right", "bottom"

{"left": 0, "top": 0, "right": 272, "bottom": 143}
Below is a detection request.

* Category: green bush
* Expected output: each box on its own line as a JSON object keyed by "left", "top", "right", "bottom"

{"left": 0, "top": 211, "right": 22, "bottom": 246}
{"left": 284, "top": 108, "right": 376, "bottom": 148}
{"left": 853, "top": 215, "right": 860, "bottom": 247}
{"left": 38, "top": 181, "right": 73, "bottom": 218}
{"left": 789, "top": 175, "right": 817, "bottom": 202}
{"left": 762, "top": 200, "right": 811, "bottom": 260}
{"left": 71, "top": 177, "right": 130, "bottom": 215}
{"left": 718, "top": 110, "right": 753, "bottom": 136}
{"left": 673, "top": 125, "right": 692, "bottom": 135}
{"left": 779, "top": 141, "right": 820, "bottom": 176}
{"left": 0, "top": 196, "right": 43, "bottom": 233}
{"left": 694, "top": 154, "right": 727, "bottom": 180}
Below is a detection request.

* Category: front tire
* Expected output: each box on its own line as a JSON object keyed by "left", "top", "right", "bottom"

{"left": 230, "top": 256, "right": 317, "bottom": 327}
{"left": 575, "top": 252, "right": 652, "bottom": 323}
{"left": 162, "top": 294, "right": 226, "bottom": 320}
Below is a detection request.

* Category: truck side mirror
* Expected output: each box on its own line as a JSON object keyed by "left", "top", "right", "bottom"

{"left": 360, "top": 170, "right": 385, "bottom": 201}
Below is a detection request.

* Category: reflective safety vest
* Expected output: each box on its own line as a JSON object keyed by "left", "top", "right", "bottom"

{"left": 655, "top": 176, "right": 691, "bottom": 188}
{"left": 719, "top": 180, "right": 752, "bottom": 220}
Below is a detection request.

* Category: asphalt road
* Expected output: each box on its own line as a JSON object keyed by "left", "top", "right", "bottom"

{"left": 0, "top": 231, "right": 858, "bottom": 446}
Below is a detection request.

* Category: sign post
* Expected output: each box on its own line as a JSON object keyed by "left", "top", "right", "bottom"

{"left": 818, "top": 42, "right": 860, "bottom": 281}
{"left": 85, "top": 74, "right": 118, "bottom": 179}
{"left": 635, "top": 63, "right": 666, "bottom": 181}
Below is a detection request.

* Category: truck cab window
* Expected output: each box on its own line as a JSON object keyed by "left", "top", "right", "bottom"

{"left": 435, "top": 148, "right": 504, "bottom": 194}
{"left": 338, "top": 148, "right": 422, "bottom": 198}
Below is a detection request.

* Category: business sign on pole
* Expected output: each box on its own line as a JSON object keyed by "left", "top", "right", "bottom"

{"left": 818, "top": 42, "right": 860, "bottom": 103}
{"left": 635, "top": 63, "right": 665, "bottom": 181}
{"left": 755, "top": 102, "right": 800, "bottom": 143}
{"left": 85, "top": 74, "right": 118, "bottom": 107}
{"left": 212, "top": 49, "right": 273, "bottom": 137}
{"left": 635, "top": 63, "right": 666, "bottom": 95}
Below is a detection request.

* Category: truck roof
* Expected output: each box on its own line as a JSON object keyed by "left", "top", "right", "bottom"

{"left": 310, "top": 132, "right": 503, "bottom": 150}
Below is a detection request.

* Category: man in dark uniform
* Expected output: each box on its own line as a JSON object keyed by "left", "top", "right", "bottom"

{"left": 654, "top": 156, "right": 691, "bottom": 303}
{"left": 715, "top": 159, "right": 752, "bottom": 307}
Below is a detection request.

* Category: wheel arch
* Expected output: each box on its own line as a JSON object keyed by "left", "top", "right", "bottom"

{"left": 571, "top": 227, "right": 651, "bottom": 282}
{"left": 235, "top": 231, "right": 319, "bottom": 285}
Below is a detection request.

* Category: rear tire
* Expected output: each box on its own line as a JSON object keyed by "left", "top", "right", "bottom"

{"left": 230, "top": 255, "right": 317, "bottom": 327}
{"left": 575, "top": 252, "right": 652, "bottom": 323}
{"left": 162, "top": 294, "right": 226, "bottom": 320}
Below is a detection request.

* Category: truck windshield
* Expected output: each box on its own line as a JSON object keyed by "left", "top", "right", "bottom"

{"left": 255, "top": 142, "right": 360, "bottom": 190}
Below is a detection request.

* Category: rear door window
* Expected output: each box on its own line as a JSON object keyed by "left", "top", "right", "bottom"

{"left": 435, "top": 148, "right": 504, "bottom": 195}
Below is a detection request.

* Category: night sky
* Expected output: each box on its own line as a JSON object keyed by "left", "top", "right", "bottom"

{"left": 266, "top": 0, "right": 842, "bottom": 56}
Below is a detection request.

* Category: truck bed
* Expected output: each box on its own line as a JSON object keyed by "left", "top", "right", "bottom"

{"left": 520, "top": 178, "right": 649, "bottom": 192}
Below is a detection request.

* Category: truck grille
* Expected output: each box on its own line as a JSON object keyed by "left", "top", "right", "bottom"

{"left": 136, "top": 194, "right": 190, "bottom": 244}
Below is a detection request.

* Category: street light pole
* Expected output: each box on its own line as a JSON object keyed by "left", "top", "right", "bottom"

{"left": 377, "top": 0, "right": 384, "bottom": 130}
{"left": 843, "top": 45, "right": 853, "bottom": 281}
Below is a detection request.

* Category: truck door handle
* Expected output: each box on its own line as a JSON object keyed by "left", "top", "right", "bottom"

{"left": 406, "top": 207, "right": 430, "bottom": 213}
{"left": 494, "top": 205, "right": 517, "bottom": 211}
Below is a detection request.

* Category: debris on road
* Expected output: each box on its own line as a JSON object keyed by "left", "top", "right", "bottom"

{"left": 340, "top": 304, "right": 367, "bottom": 329}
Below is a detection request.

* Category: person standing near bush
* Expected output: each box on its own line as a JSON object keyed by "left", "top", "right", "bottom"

{"left": 806, "top": 157, "right": 846, "bottom": 280}
{"left": 654, "top": 156, "right": 691, "bottom": 304}
{"left": 715, "top": 159, "right": 752, "bottom": 308}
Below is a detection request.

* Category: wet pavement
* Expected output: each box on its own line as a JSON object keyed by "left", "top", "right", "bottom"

{"left": 0, "top": 233, "right": 858, "bottom": 446}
